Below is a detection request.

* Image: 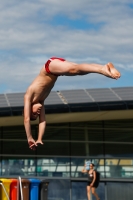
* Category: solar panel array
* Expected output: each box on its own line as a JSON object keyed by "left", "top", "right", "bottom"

{"left": 45, "top": 91, "right": 64, "bottom": 105}
{"left": 0, "top": 94, "right": 8, "bottom": 107}
{"left": 0, "top": 87, "right": 133, "bottom": 108}
{"left": 6, "top": 93, "right": 24, "bottom": 107}
{"left": 60, "top": 89, "right": 93, "bottom": 103}
{"left": 86, "top": 88, "right": 121, "bottom": 102}
{"left": 112, "top": 87, "right": 133, "bottom": 100}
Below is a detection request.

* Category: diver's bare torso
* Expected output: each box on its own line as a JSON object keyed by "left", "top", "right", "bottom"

{"left": 25, "top": 66, "right": 58, "bottom": 103}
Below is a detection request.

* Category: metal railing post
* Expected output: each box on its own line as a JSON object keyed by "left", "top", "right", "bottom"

{"left": 19, "top": 176, "right": 23, "bottom": 200}
{"left": 0, "top": 180, "right": 10, "bottom": 200}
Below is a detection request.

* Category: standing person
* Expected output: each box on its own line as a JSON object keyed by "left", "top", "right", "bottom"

{"left": 23, "top": 56, "right": 121, "bottom": 150}
{"left": 82, "top": 163, "right": 100, "bottom": 200}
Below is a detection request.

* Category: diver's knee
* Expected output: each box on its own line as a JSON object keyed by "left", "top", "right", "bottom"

{"left": 68, "top": 64, "right": 80, "bottom": 74}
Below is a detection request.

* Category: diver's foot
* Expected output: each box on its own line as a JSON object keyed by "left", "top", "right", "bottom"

{"left": 101, "top": 62, "right": 121, "bottom": 79}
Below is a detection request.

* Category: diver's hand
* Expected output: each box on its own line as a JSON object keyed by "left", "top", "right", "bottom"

{"left": 35, "top": 140, "right": 44, "bottom": 146}
{"left": 28, "top": 137, "right": 37, "bottom": 150}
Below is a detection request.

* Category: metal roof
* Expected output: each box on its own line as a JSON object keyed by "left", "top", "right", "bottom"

{"left": 0, "top": 87, "right": 133, "bottom": 116}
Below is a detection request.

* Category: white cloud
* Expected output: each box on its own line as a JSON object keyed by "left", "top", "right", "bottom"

{"left": 0, "top": 0, "right": 133, "bottom": 93}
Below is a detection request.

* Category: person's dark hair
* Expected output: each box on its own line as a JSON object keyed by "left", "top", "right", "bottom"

{"left": 90, "top": 163, "right": 95, "bottom": 167}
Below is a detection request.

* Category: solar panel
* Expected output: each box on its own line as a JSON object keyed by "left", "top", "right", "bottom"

{"left": 45, "top": 91, "right": 64, "bottom": 105}
{"left": 0, "top": 94, "right": 8, "bottom": 107}
{"left": 1, "top": 87, "right": 133, "bottom": 110}
{"left": 112, "top": 87, "right": 133, "bottom": 100}
{"left": 60, "top": 89, "right": 93, "bottom": 103}
{"left": 86, "top": 88, "right": 120, "bottom": 102}
{"left": 6, "top": 93, "right": 24, "bottom": 107}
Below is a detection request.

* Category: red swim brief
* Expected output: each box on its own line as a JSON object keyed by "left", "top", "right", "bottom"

{"left": 45, "top": 57, "right": 65, "bottom": 76}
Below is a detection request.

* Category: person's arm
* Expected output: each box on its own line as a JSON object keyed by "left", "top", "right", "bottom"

{"left": 81, "top": 164, "right": 87, "bottom": 173}
{"left": 24, "top": 94, "right": 37, "bottom": 150}
{"left": 90, "top": 170, "right": 96, "bottom": 187}
{"left": 36, "top": 103, "right": 46, "bottom": 145}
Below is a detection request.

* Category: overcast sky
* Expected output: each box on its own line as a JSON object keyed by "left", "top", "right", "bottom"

{"left": 0, "top": 0, "right": 133, "bottom": 93}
